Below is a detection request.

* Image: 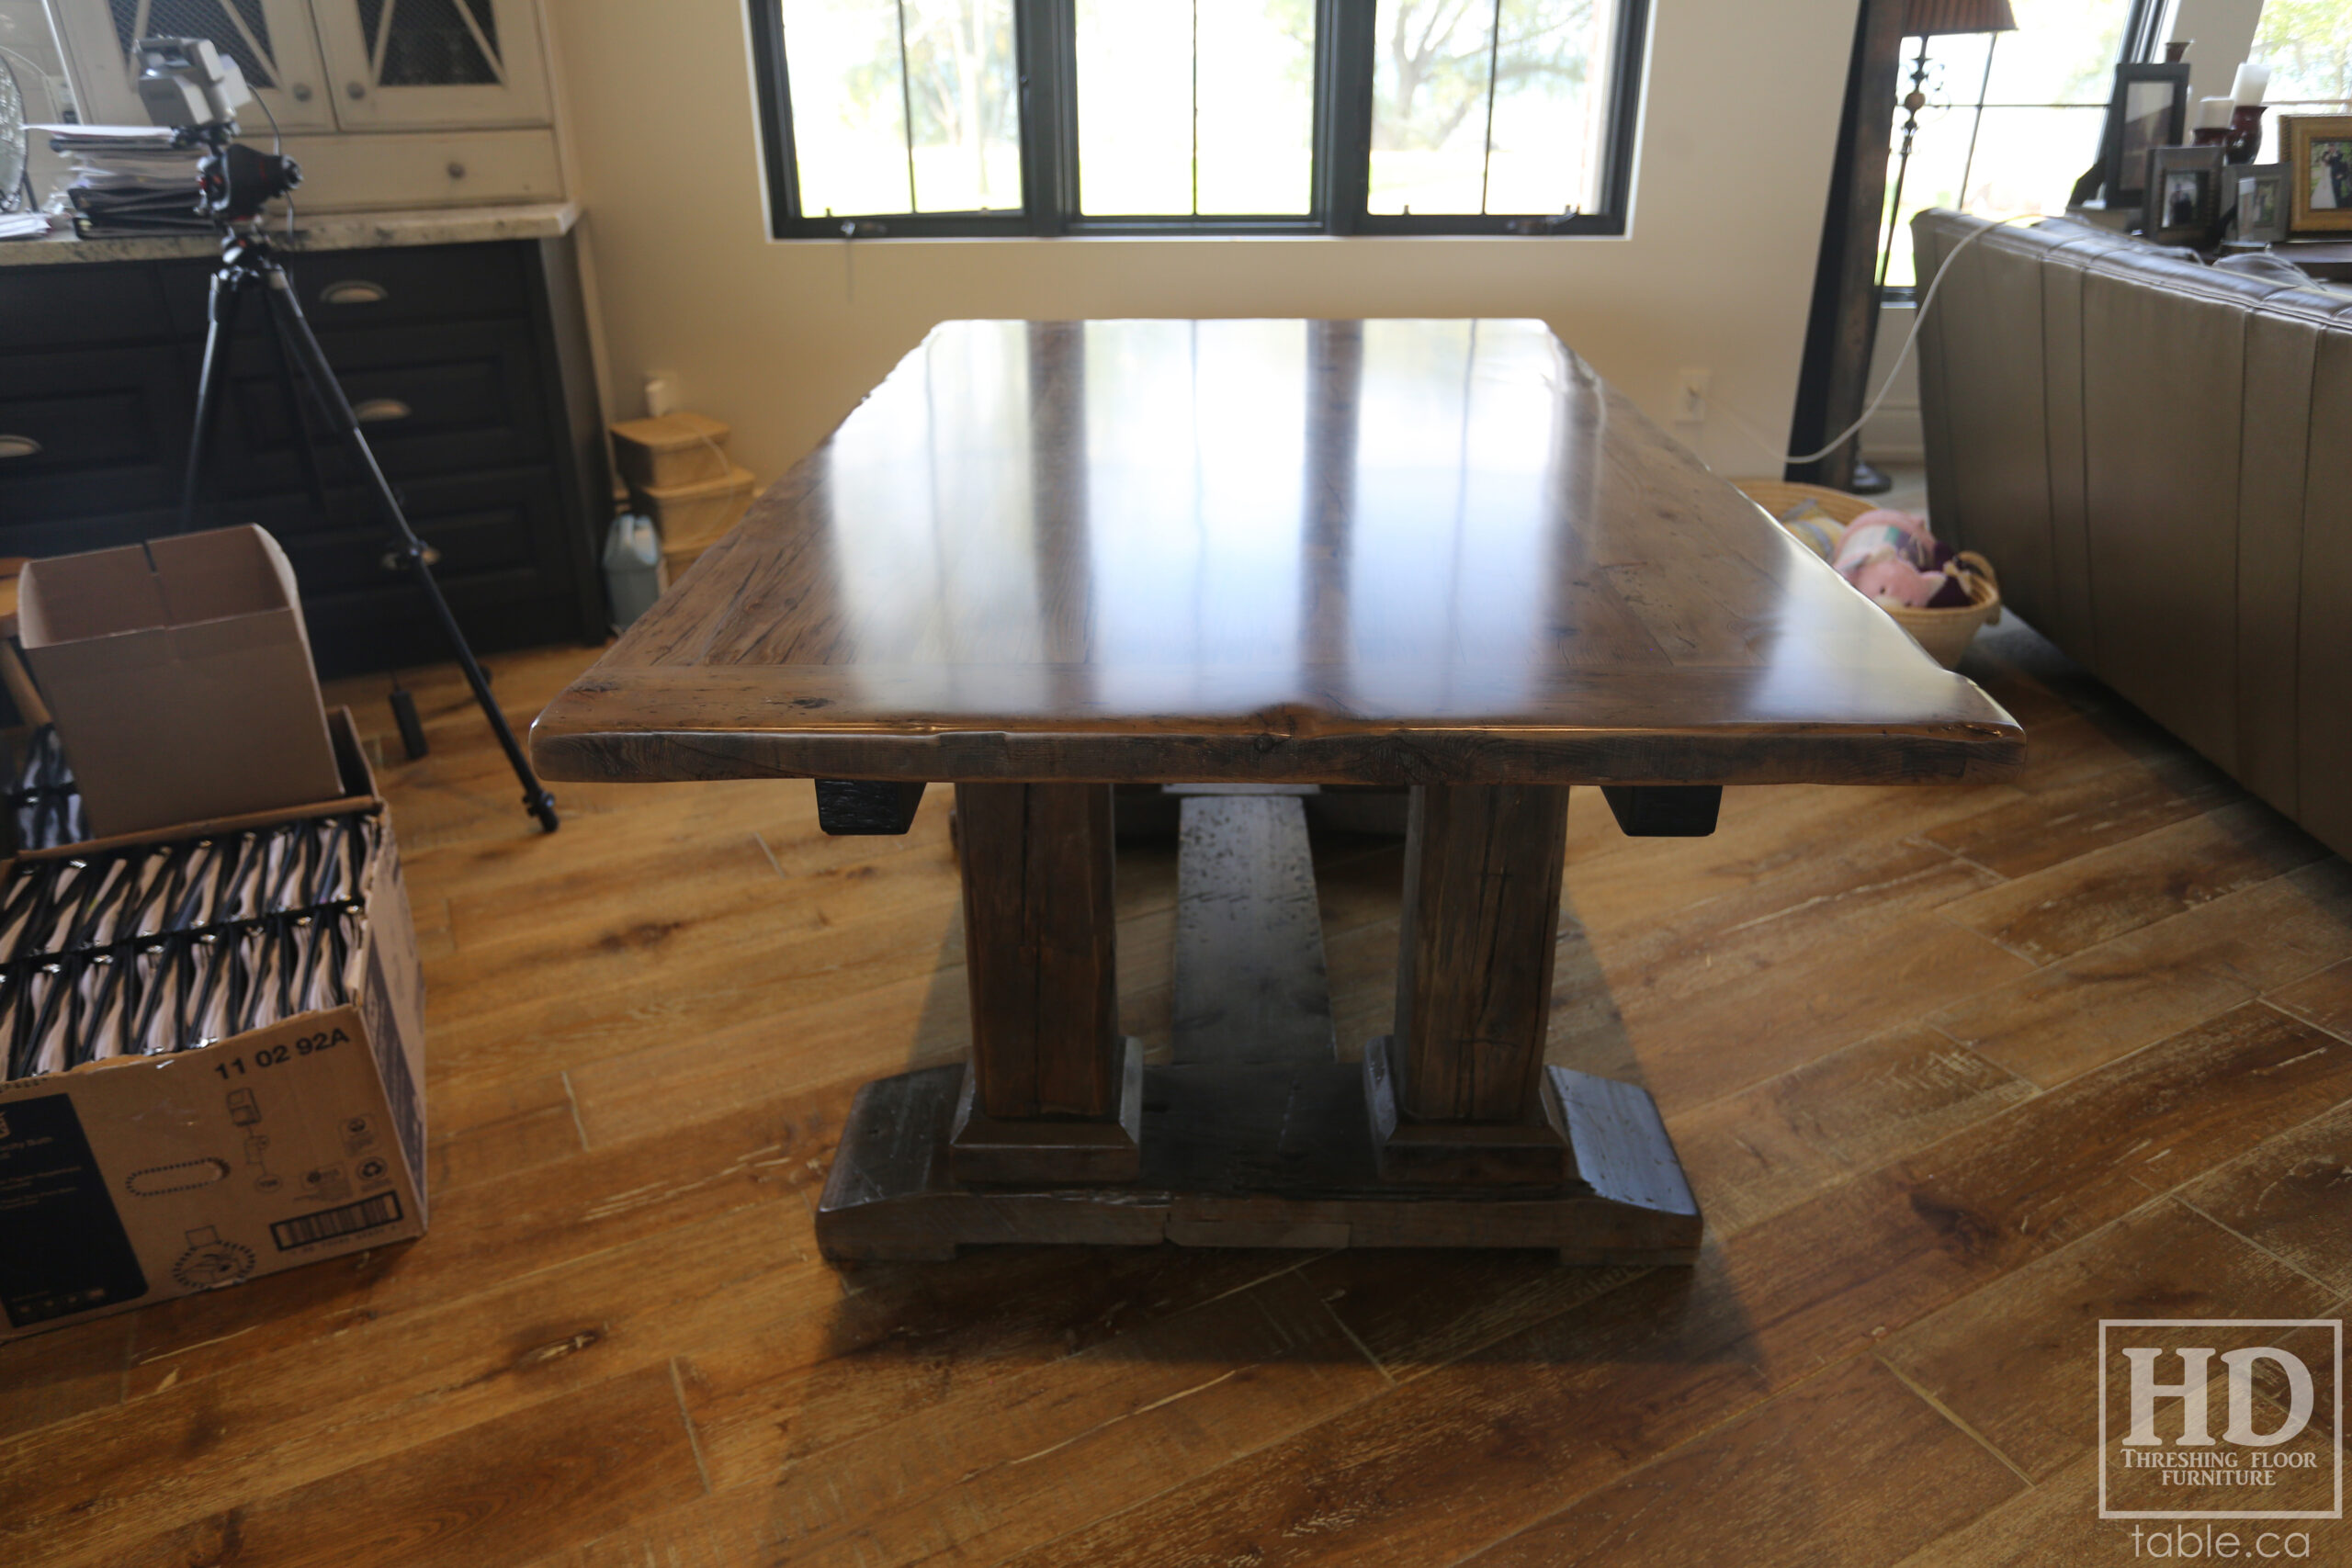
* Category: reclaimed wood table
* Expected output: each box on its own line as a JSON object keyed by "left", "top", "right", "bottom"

{"left": 531, "top": 319, "right": 2023, "bottom": 1264}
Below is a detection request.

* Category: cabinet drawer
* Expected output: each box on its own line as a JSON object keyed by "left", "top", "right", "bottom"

{"left": 0, "top": 265, "right": 175, "bottom": 349}
{"left": 160, "top": 242, "right": 530, "bottom": 336}
{"left": 184, "top": 320, "right": 549, "bottom": 503}
{"left": 272, "top": 472, "right": 555, "bottom": 596}
{"left": 0, "top": 346, "right": 191, "bottom": 522}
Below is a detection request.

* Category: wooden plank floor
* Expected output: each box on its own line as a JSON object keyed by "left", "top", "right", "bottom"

{"left": 4, "top": 615, "right": 2349, "bottom": 1567}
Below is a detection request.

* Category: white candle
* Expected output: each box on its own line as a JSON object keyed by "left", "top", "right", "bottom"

{"left": 2195, "top": 96, "right": 2234, "bottom": 130}
{"left": 2233, "top": 62, "right": 2271, "bottom": 105}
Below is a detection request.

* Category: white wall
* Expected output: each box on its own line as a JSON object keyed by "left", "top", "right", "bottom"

{"left": 543, "top": 0, "right": 1863, "bottom": 484}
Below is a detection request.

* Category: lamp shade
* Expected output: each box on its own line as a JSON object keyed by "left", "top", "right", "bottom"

{"left": 1903, "top": 0, "right": 2018, "bottom": 36}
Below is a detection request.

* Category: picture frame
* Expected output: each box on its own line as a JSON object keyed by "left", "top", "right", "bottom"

{"left": 2234, "top": 163, "right": 2289, "bottom": 244}
{"left": 2285, "top": 114, "right": 2352, "bottom": 235}
{"left": 2100, "top": 62, "right": 2192, "bottom": 210}
{"left": 2145, "top": 145, "right": 2224, "bottom": 245}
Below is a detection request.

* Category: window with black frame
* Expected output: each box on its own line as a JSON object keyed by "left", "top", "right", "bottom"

{"left": 1876, "top": 0, "right": 2173, "bottom": 292}
{"left": 746, "top": 0, "right": 1650, "bottom": 237}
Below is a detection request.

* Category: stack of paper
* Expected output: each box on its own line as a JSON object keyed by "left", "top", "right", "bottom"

{"left": 34, "top": 124, "right": 208, "bottom": 235}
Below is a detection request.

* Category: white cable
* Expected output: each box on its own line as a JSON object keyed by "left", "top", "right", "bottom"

{"left": 1715, "top": 211, "right": 2048, "bottom": 468}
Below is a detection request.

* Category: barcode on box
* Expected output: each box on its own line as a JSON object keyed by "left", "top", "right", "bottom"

{"left": 270, "top": 1192, "right": 403, "bottom": 1251}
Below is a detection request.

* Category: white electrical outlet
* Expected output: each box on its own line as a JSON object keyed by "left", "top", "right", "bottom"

{"left": 1672, "top": 367, "right": 1713, "bottom": 424}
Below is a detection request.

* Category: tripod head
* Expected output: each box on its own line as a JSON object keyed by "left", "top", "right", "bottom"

{"left": 133, "top": 38, "right": 301, "bottom": 226}
{"left": 186, "top": 127, "right": 301, "bottom": 226}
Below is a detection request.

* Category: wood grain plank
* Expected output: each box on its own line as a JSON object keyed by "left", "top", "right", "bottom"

{"left": 1879, "top": 1197, "right": 2334, "bottom": 1480}
{"left": 1554, "top": 840, "right": 2030, "bottom": 1111}
{"left": 0, "top": 1204, "right": 815, "bottom": 1568}
{"left": 683, "top": 1246, "right": 1317, "bottom": 1479}
{"left": 543, "top": 1270, "right": 1385, "bottom": 1568}
{"left": 1458, "top": 1355, "right": 2021, "bottom": 1568}
{"left": 2268, "top": 956, "right": 2352, "bottom": 1042}
{"left": 1938, "top": 798, "right": 2326, "bottom": 964}
{"left": 2174, "top": 1099, "right": 2352, "bottom": 1296}
{"left": 1931, "top": 863, "right": 2352, "bottom": 1086}
{"left": 1915, "top": 748, "right": 2242, "bottom": 879}
{"left": 1669, "top": 1022, "right": 2036, "bottom": 1238}
{"left": 107, "top": 1363, "right": 703, "bottom": 1568}
{"left": 1172, "top": 794, "right": 1337, "bottom": 1065}
{"left": 0, "top": 1310, "right": 126, "bottom": 1443}
{"left": 1394, "top": 784, "right": 1570, "bottom": 1123}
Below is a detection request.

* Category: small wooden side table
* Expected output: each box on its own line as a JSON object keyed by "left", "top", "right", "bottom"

{"left": 532, "top": 320, "right": 2022, "bottom": 1265}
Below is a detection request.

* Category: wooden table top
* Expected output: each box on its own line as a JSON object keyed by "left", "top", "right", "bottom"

{"left": 532, "top": 320, "right": 2021, "bottom": 787}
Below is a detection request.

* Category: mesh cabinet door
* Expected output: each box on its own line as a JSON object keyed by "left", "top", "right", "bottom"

{"left": 52, "top": 0, "right": 335, "bottom": 130}
{"left": 307, "top": 0, "right": 549, "bottom": 128}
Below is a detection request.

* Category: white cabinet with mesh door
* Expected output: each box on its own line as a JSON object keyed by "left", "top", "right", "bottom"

{"left": 307, "top": 0, "right": 549, "bottom": 130}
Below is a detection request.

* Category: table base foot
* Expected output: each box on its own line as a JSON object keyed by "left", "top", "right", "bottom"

{"left": 815, "top": 1059, "right": 1702, "bottom": 1264}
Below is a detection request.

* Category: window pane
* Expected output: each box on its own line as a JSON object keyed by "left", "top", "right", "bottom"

{"left": 1880, "top": 105, "right": 1977, "bottom": 288}
{"left": 902, "top": 0, "right": 1022, "bottom": 211}
{"left": 2254, "top": 0, "right": 2352, "bottom": 104}
{"left": 1076, "top": 0, "right": 1315, "bottom": 216}
{"left": 1879, "top": 105, "right": 2103, "bottom": 286}
{"left": 782, "top": 0, "right": 1020, "bottom": 218}
{"left": 1368, "top": 0, "right": 1496, "bottom": 214}
{"left": 1195, "top": 1, "right": 1315, "bottom": 213}
{"left": 1979, "top": 0, "right": 2132, "bottom": 107}
{"left": 1075, "top": 2, "right": 1194, "bottom": 214}
{"left": 1370, "top": 0, "right": 1620, "bottom": 217}
{"left": 1483, "top": 0, "right": 1619, "bottom": 214}
{"left": 1899, "top": 29, "right": 1992, "bottom": 112}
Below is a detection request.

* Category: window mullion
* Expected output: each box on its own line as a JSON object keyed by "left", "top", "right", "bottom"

{"left": 894, "top": 0, "right": 919, "bottom": 213}
{"left": 1316, "top": 0, "right": 1374, "bottom": 234}
{"left": 1476, "top": 0, "right": 1502, "bottom": 215}
{"left": 1016, "top": 0, "right": 1076, "bottom": 234}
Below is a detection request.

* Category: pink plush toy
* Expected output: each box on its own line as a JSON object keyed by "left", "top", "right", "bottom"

{"left": 1847, "top": 548, "right": 1949, "bottom": 608}
{"left": 1833, "top": 510, "right": 1944, "bottom": 576}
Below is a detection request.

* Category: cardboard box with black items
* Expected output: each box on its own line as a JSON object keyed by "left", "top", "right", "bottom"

{"left": 15, "top": 525, "right": 344, "bottom": 838}
{"left": 0, "top": 716, "right": 427, "bottom": 1342}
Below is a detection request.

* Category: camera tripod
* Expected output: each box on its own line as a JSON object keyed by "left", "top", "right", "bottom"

{"left": 178, "top": 141, "right": 558, "bottom": 833}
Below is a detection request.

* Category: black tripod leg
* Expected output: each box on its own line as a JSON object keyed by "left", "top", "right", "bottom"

{"left": 261, "top": 265, "right": 560, "bottom": 834}
{"left": 256, "top": 286, "right": 337, "bottom": 529}
{"left": 389, "top": 679, "right": 428, "bottom": 761}
{"left": 181, "top": 265, "right": 246, "bottom": 534}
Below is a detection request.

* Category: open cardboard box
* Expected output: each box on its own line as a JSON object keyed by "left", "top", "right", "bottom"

{"left": 16, "top": 526, "right": 345, "bottom": 839}
{"left": 0, "top": 711, "right": 427, "bottom": 1341}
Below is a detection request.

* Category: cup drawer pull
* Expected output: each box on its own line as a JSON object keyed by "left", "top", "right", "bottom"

{"left": 0, "top": 435, "right": 40, "bottom": 459}
{"left": 322, "top": 280, "right": 389, "bottom": 306}
{"left": 353, "top": 399, "right": 411, "bottom": 423}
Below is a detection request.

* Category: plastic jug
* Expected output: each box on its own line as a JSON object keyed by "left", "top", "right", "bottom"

{"left": 602, "top": 513, "right": 666, "bottom": 632}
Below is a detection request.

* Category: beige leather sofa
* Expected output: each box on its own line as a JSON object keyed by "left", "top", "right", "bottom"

{"left": 1912, "top": 209, "right": 2352, "bottom": 859}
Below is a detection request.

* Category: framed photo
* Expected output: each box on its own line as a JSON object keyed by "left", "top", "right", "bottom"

{"left": 2234, "top": 163, "right": 2289, "bottom": 243}
{"left": 2145, "top": 146, "right": 2224, "bottom": 244}
{"left": 2100, "top": 62, "right": 2191, "bottom": 209}
{"left": 2285, "top": 114, "right": 2352, "bottom": 234}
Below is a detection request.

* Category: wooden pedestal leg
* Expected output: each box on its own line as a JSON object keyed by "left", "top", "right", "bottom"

{"left": 947, "top": 782, "right": 1142, "bottom": 1183}
{"left": 1365, "top": 783, "right": 1577, "bottom": 1184}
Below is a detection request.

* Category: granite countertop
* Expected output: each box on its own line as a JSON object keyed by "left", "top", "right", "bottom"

{"left": 0, "top": 201, "right": 579, "bottom": 265}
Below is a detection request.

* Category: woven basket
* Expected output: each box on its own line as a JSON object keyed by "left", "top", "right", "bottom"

{"left": 1731, "top": 479, "right": 2001, "bottom": 670}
